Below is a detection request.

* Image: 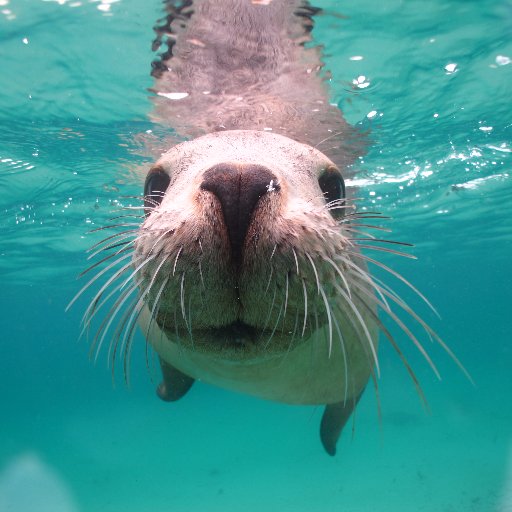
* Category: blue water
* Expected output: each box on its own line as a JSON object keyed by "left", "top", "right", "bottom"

{"left": 1, "top": 0, "right": 511, "bottom": 511}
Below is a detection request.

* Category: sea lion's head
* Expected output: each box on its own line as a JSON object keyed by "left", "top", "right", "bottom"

{"left": 133, "top": 130, "right": 370, "bottom": 361}
{"left": 73, "top": 129, "right": 470, "bottom": 418}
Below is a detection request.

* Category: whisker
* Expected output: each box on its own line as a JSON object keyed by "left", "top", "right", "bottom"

{"left": 343, "top": 210, "right": 388, "bottom": 218}
{"left": 291, "top": 247, "right": 300, "bottom": 275}
{"left": 344, "top": 228, "right": 379, "bottom": 240}
{"left": 355, "top": 244, "right": 417, "bottom": 259}
{"left": 122, "top": 298, "right": 147, "bottom": 386}
{"left": 278, "top": 308, "right": 300, "bottom": 368}
{"left": 336, "top": 254, "right": 391, "bottom": 310}
{"left": 374, "top": 281, "right": 472, "bottom": 383}
{"left": 121, "top": 292, "right": 150, "bottom": 386}
{"left": 369, "top": 371, "right": 382, "bottom": 425}
{"left": 173, "top": 245, "right": 183, "bottom": 276}
{"left": 333, "top": 281, "right": 380, "bottom": 378}
{"left": 198, "top": 258, "right": 205, "bottom": 289}
{"left": 145, "top": 275, "right": 170, "bottom": 367}
{"left": 86, "top": 228, "right": 153, "bottom": 260}
{"left": 118, "top": 194, "right": 145, "bottom": 201}
{"left": 145, "top": 276, "right": 170, "bottom": 339}
{"left": 94, "top": 240, "right": 132, "bottom": 254}
{"left": 352, "top": 288, "right": 429, "bottom": 411}
{"left": 80, "top": 245, "right": 133, "bottom": 277}
{"left": 326, "top": 196, "right": 359, "bottom": 207}
{"left": 91, "top": 280, "right": 141, "bottom": 365}
{"left": 173, "top": 308, "right": 182, "bottom": 352}
{"left": 87, "top": 229, "right": 139, "bottom": 253}
{"left": 318, "top": 285, "right": 333, "bottom": 358}
{"left": 347, "top": 250, "right": 439, "bottom": 318}
{"left": 331, "top": 310, "right": 348, "bottom": 405}
{"left": 322, "top": 255, "right": 351, "bottom": 298}
{"left": 115, "top": 204, "right": 146, "bottom": 211}
{"left": 88, "top": 223, "right": 141, "bottom": 234}
{"left": 187, "top": 291, "right": 194, "bottom": 346}
{"left": 346, "top": 223, "right": 392, "bottom": 233}
{"left": 301, "top": 278, "right": 308, "bottom": 337}
{"left": 265, "top": 264, "right": 274, "bottom": 294}
{"left": 120, "top": 254, "right": 157, "bottom": 291}
{"left": 305, "top": 252, "right": 321, "bottom": 294}
{"left": 112, "top": 257, "right": 170, "bottom": 382}
{"left": 66, "top": 251, "right": 134, "bottom": 312}
{"left": 283, "top": 271, "right": 290, "bottom": 322}
{"left": 270, "top": 244, "right": 277, "bottom": 261}
{"left": 110, "top": 292, "right": 141, "bottom": 383}
{"left": 351, "top": 238, "right": 414, "bottom": 248}
{"left": 326, "top": 204, "right": 356, "bottom": 214}
{"left": 262, "top": 283, "right": 278, "bottom": 333}
{"left": 332, "top": 298, "right": 381, "bottom": 417}
{"left": 180, "top": 272, "right": 189, "bottom": 330}
{"left": 81, "top": 277, "right": 128, "bottom": 339}
{"left": 80, "top": 255, "right": 143, "bottom": 329}
{"left": 145, "top": 227, "right": 172, "bottom": 257}
{"left": 107, "top": 214, "right": 144, "bottom": 221}
{"left": 314, "top": 130, "right": 346, "bottom": 149}
{"left": 134, "top": 254, "right": 170, "bottom": 321}
{"left": 342, "top": 214, "right": 390, "bottom": 223}
{"left": 264, "top": 297, "right": 284, "bottom": 349}
{"left": 349, "top": 277, "right": 441, "bottom": 380}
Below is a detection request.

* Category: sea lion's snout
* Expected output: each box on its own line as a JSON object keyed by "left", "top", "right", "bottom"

{"left": 133, "top": 131, "right": 361, "bottom": 355}
{"left": 200, "top": 163, "right": 280, "bottom": 265}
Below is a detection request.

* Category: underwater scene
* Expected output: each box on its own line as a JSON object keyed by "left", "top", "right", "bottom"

{"left": 0, "top": 0, "right": 511, "bottom": 511}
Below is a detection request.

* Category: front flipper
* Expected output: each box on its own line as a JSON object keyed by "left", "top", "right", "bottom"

{"left": 320, "top": 391, "right": 363, "bottom": 456}
{"left": 156, "top": 358, "right": 195, "bottom": 402}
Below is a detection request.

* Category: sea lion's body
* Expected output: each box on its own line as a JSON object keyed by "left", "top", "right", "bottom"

{"left": 136, "top": 130, "right": 377, "bottom": 409}
{"left": 130, "top": 0, "right": 378, "bottom": 456}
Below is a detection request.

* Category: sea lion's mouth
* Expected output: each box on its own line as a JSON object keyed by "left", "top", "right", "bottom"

{"left": 206, "top": 320, "right": 260, "bottom": 346}
{"left": 161, "top": 319, "right": 265, "bottom": 350}
{"left": 155, "top": 314, "right": 304, "bottom": 357}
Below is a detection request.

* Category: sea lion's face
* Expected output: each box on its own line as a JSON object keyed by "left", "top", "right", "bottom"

{"left": 134, "top": 130, "right": 355, "bottom": 359}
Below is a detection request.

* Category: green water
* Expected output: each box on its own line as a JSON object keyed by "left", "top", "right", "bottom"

{"left": 1, "top": 0, "right": 511, "bottom": 511}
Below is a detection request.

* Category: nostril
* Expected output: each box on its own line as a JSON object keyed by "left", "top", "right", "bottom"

{"left": 200, "top": 163, "right": 279, "bottom": 264}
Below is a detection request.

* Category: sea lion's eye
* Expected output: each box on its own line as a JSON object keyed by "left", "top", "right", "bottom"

{"left": 144, "top": 166, "right": 170, "bottom": 217}
{"left": 318, "top": 167, "right": 345, "bottom": 218}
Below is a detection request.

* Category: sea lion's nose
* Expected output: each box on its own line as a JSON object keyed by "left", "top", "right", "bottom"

{"left": 200, "top": 163, "right": 279, "bottom": 264}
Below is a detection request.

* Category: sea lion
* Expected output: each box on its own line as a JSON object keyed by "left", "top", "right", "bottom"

{"left": 73, "top": 0, "right": 469, "bottom": 456}
{"left": 137, "top": 129, "right": 378, "bottom": 455}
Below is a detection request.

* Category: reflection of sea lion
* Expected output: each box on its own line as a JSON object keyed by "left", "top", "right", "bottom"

{"left": 75, "top": 0, "right": 469, "bottom": 455}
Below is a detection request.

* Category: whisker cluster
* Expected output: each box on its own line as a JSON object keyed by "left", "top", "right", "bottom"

{"left": 67, "top": 196, "right": 168, "bottom": 385}
{"left": 308, "top": 207, "right": 473, "bottom": 414}
{"left": 68, "top": 189, "right": 471, "bottom": 416}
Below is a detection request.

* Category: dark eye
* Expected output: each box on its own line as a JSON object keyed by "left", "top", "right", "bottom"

{"left": 144, "top": 166, "right": 170, "bottom": 217}
{"left": 318, "top": 166, "right": 345, "bottom": 218}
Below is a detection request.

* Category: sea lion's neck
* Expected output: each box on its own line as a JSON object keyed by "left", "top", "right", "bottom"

{"left": 151, "top": 0, "right": 361, "bottom": 170}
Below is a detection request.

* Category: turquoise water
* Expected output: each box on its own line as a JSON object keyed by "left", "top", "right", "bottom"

{"left": 1, "top": 0, "right": 511, "bottom": 510}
